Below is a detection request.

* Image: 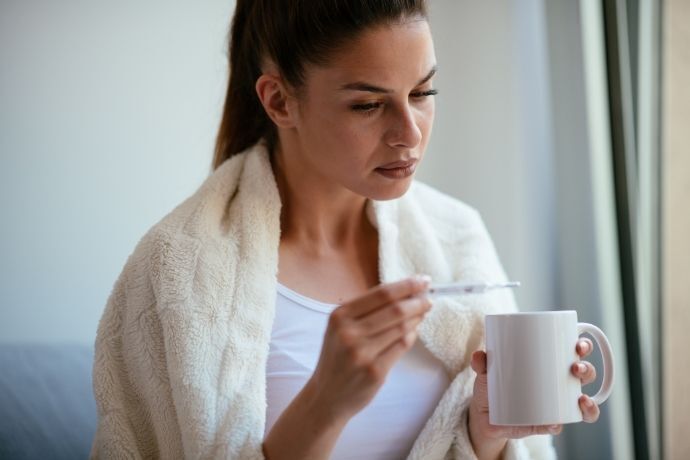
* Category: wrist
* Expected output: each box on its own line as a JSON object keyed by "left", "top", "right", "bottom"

{"left": 301, "top": 377, "right": 350, "bottom": 429}
{"left": 467, "top": 405, "right": 507, "bottom": 460}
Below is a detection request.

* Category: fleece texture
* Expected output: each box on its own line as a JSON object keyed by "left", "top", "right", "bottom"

{"left": 91, "top": 142, "right": 557, "bottom": 459}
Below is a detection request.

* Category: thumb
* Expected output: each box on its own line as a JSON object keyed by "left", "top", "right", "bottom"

{"left": 470, "top": 350, "right": 487, "bottom": 375}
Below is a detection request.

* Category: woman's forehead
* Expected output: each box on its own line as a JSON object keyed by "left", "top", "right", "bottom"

{"left": 306, "top": 21, "right": 436, "bottom": 90}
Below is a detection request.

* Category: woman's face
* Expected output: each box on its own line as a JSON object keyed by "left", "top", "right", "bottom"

{"left": 287, "top": 19, "right": 436, "bottom": 201}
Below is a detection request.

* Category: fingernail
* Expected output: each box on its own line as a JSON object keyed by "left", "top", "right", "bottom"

{"left": 416, "top": 274, "right": 432, "bottom": 287}
{"left": 578, "top": 363, "right": 586, "bottom": 373}
{"left": 585, "top": 398, "right": 594, "bottom": 408}
{"left": 549, "top": 425, "right": 560, "bottom": 434}
{"left": 579, "top": 341, "right": 589, "bottom": 353}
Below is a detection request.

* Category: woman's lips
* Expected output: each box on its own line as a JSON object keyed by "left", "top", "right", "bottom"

{"left": 375, "top": 159, "right": 418, "bottom": 179}
{"left": 378, "top": 159, "right": 417, "bottom": 169}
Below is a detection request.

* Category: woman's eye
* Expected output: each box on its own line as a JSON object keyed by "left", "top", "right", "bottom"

{"left": 351, "top": 102, "right": 383, "bottom": 113}
{"left": 350, "top": 89, "right": 437, "bottom": 115}
{"left": 410, "top": 89, "right": 438, "bottom": 99}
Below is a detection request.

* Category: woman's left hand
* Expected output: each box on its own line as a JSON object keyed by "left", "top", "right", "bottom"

{"left": 467, "top": 339, "right": 601, "bottom": 460}
{"left": 571, "top": 338, "right": 601, "bottom": 422}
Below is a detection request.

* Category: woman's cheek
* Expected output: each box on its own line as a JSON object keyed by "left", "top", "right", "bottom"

{"left": 336, "top": 118, "right": 381, "bottom": 148}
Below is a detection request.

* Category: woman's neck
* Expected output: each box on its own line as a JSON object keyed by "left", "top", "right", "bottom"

{"left": 270, "top": 144, "right": 376, "bottom": 255}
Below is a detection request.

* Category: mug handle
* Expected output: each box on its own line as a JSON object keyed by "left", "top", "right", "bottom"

{"left": 577, "top": 322, "right": 615, "bottom": 405}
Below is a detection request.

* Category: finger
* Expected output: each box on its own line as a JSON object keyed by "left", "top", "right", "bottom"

{"left": 536, "top": 424, "right": 563, "bottom": 436}
{"left": 342, "top": 275, "right": 431, "bottom": 318}
{"left": 549, "top": 424, "right": 564, "bottom": 435}
{"left": 373, "top": 329, "right": 419, "bottom": 378}
{"left": 571, "top": 361, "right": 597, "bottom": 385}
{"left": 358, "top": 294, "right": 431, "bottom": 336}
{"left": 470, "top": 350, "right": 487, "bottom": 375}
{"left": 336, "top": 315, "right": 423, "bottom": 377}
{"left": 579, "top": 394, "right": 600, "bottom": 423}
{"left": 576, "top": 338, "right": 594, "bottom": 358}
{"left": 500, "top": 423, "right": 563, "bottom": 438}
{"left": 366, "top": 314, "right": 424, "bottom": 357}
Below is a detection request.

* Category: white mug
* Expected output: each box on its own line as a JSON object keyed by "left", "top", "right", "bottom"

{"left": 485, "top": 310, "right": 614, "bottom": 425}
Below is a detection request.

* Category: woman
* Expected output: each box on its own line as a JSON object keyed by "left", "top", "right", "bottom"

{"left": 91, "top": 1, "right": 601, "bottom": 459}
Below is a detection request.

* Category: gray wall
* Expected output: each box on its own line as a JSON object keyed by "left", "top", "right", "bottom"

{"left": 421, "top": 0, "right": 557, "bottom": 314}
{"left": 0, "top": 0, "right": 235, "bottom": 343}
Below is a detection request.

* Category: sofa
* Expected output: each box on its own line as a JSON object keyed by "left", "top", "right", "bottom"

{"left": 0, "top": 344, "right": 97, "bottom": 459}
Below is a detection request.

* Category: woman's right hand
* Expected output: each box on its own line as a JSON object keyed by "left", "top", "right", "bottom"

{"left": 262, "top": 275, "right": 432, "bottom": 460}
{"left": 306, "top": 275, "right": 432, "bottom": 422}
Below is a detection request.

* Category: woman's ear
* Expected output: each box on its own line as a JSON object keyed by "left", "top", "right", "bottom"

{"left": 255, "top": 73, "right": 298, "bottom": 129}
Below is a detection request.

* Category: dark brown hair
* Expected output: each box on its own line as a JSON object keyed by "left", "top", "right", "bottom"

{"left": 212, "top": 0, "right": 428, "bottom": 170}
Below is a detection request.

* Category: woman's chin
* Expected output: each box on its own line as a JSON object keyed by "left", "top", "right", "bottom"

{"left": 367, "top": 177, "right": 415, "bottom": 201}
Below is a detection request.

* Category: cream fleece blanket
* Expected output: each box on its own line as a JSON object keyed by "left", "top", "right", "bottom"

{"left": 91, "top": 142, "right": 556, "bottom": 459}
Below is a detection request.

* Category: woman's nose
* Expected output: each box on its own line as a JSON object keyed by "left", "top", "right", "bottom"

{"left": 385, "top": 104, "right": 423, "bottom": 149}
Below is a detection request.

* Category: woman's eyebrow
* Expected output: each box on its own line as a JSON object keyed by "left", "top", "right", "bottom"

{"left": 338, "top": 65, "right": 438, "bottom": 94}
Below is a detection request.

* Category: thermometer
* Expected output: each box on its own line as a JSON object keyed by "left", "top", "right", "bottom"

{"left": 427, "top": 281, "right": 520, "bottom": 297}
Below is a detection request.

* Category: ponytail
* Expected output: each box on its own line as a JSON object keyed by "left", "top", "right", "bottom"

{"left": 212, "top": 0, "right": 273, "bottom": 170}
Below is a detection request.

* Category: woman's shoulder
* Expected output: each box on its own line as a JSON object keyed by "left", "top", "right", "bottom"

{"left": 124, "top": 151, "right": 252, "bottom": 280}
{"left": 115, "top": 192, "right": 204, "bottom": 299}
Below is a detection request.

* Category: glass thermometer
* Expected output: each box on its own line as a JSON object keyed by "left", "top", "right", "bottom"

{"left": 427, "top": 281, "right": 521, "bottom": 297}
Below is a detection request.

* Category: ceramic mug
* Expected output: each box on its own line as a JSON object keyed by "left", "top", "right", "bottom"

{"left": 485, "top": 310, "right": 614, "bottom": 425}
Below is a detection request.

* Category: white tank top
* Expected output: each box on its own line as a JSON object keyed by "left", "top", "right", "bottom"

{"left": 265, "top": 283, "right": 451, "bottom": 460}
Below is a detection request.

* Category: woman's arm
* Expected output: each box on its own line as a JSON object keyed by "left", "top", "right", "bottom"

{"left": 262, "top": 378, "right": 348, "bottom": 460}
